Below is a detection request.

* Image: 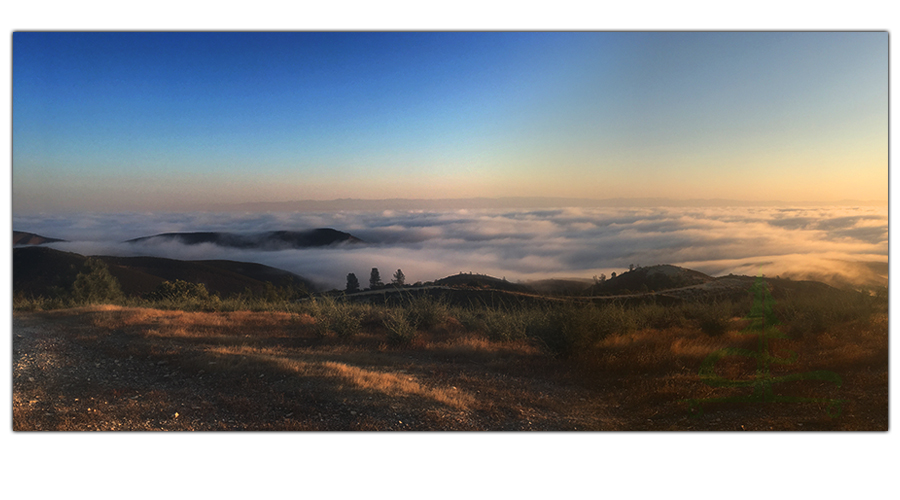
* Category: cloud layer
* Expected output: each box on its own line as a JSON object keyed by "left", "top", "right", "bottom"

{"left": 14, "top": 206, "right": 888, "bottom": 290}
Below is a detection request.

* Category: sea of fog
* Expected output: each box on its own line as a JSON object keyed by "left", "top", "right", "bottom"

{"left": 14, "top": 206, "right": 888, "bottom": 290}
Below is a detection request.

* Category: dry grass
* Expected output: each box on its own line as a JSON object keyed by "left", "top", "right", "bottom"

{"left": 13, "top": 299, "right": 887, "bottom": 431}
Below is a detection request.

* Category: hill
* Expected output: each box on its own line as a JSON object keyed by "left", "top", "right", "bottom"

{"left": 125, "top": 228, "right": 363, "bottom": 249}
{"left": 13, "top": 230, "right": 67, "bottom": 246}
{"left": 433, "top": 273, "right": 533, "bottom": 293}
{"left": 525, "top": 278, "right": 594, "bottom": 296}
{"left": 587, "top": 265, "right": 713, "bottom": 295}
{"left": 13, "top": 246, "right": 316, "bottom": 298}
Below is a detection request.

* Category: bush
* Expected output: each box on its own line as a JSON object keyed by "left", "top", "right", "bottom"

{"left": 72, "top": 258, "right": 124, "bottom": 305}
{"left": 682, "top": 301, "right": 733, "bottom": 337}
{"left": 383, "top": 308, "right": 417, "bottom": 345}
{"left": 775, "top": 289, "right": 878, "bottom": 338}
{"left": 406, "top": 295, "right": 449, "bottom": 331}
{"left": 306, "top": 297, "right": 363, "bottom": 338}
{"left": 629, "top": 303, "right": 689, "bottom": 330}
{"left": 525, "top": 303, "right": 634, "bottom": 357}
{"left": 147, "top": 279, "right": 210, "bottom": 302}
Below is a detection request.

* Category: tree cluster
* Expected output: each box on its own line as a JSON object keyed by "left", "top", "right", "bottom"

{"left": 345, "top": 267, "right": 407, "bottom": 293}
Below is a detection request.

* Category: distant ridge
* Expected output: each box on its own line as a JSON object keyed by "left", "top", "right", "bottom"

{"left": 126, "top": 228, "right": 363, "bottom": 249}
{"left": 13, "top": 230, "right": 67, "bottom": 246}
{"left": 223, "top": 197, "right": 888, "bottom": 212}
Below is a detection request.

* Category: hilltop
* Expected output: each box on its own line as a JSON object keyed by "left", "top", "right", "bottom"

{"left": 587, "top": 265, "right": 713, "bottom": 295}
{"left": 433, "top": 272, "right": 532, "bottom": 293}
{"left": 125, "top": 228, "right": 363, "bottom": 249}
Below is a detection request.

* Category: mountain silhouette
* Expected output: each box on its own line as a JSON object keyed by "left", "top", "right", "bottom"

{"left": 125, "top": 228, "right": 363, "bottom": 249}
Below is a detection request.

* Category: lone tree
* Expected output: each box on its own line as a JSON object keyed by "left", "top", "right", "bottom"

{"left": 72, "top": 258, "right": 124, "bottom": 305}
{"left": 392, "top": 269, "right": 406, "bottom": 286}
{"left": 369, "top": 268, "right": 383, "bottom": 289}
{"left": 346, "top": 273, "right": 360, "bottom": 293}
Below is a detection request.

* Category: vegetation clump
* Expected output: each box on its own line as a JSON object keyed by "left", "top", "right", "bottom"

{"left": 307, "top": 296, "right": 363, "bottom": 338}
{"left": 147, "top": 279, "right": 211, "bottom": 302}
{"left": 383, "top": 308, "right": 417, "bottom": 345}
{"left": 71, "top": 258, "right": 125, "bottom": 305}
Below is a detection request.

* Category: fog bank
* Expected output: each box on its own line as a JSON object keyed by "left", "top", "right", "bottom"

{"left": 14, "top": 206, "right": 888, "bottom": 290}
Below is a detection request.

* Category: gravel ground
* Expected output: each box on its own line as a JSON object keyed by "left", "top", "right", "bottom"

{"left": 12, "top": 311, "right": 617, "bottom": 431}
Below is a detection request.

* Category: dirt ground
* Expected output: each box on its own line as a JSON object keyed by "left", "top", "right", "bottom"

{"left": 12, "top": 307, "right": 888, "bottom": 431}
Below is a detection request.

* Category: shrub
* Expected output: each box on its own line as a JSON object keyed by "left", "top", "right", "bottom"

{"left": 383, "top": 308, "right": 417, "bottom": 345}
{"left": 329, "top": 306, "right": 362, "bottom": 337}
{"left": 406, "top": 295, "right": 449, "bottom": 331}
{"left": 775, "top": 289, "right": 878, "bottom": 338}
{"left": 304, "top": 297, "right": 363, "bottom": 338}
{"left": 147, "top": 279, "right": 210, "bottom": 302}
{"left": 72, "top": 258, "right": 124, "bottom": 305}
{"left": 629, "top": 303, "right": 689, "bottom": 330}
{"left": 525, "top": 303, "right": 634, "bottom": 357}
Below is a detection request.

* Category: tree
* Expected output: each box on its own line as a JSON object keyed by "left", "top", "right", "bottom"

{"left": 392, "top": 269, "right": 406, "bottom": 286}
{"left": 611, "top": 271, "right": 617, "bottom": 279}
{"left": 369, "top": 268, "right": 383, "bottom": 289}
{"left": 72, "top": 258, "right": 124, "bottom": 304}
{"left": 346, "top": 273, "right": 360, "bottom": 293}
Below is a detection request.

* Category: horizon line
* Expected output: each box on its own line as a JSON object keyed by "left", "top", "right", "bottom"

{"left": 13, "top": 196, "right": 888, "bottom": 216}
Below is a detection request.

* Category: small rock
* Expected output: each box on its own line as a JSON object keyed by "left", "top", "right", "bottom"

{"left": 350, "top": 411, "right": 357, "bottom": 416}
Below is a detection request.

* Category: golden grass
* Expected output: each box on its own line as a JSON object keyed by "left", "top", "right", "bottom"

{"left": 76, "top": 306, "right": 316, "bottom": 340}
{"left": 204, "top": 345, "right": 475, "bottom": 410}
{"left": 429, "top": 334, "right": 542, "bottom": 356}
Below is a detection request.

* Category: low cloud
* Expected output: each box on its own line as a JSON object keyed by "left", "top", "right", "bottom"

{"left": 15, "top": 205, "right": 888, "bottom": 290}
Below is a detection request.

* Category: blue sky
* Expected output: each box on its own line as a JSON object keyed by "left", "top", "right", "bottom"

{"left": 12, "top": 32, "right": 888, "bottom": 213}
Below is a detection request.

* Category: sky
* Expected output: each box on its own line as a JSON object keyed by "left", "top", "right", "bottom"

{"left": 12, "top": 31, "right": 888, "bottom": 213}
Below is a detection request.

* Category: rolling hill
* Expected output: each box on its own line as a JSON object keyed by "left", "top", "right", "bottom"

{"left": 587, "top": 265, "right": 713, "bottom": 295}
{"left": 125, "top": 228, "right": 363, "bottom": 249}
{"left": 13, "top": 246, "right": 317, "bottom": 298}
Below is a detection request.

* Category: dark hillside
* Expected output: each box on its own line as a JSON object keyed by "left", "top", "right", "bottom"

{"left": 13, "top": 247, "right": 90, "bottom": 295}
{"left": 526, "top": 278, "right": 594, "bottom": 296}
{"left": 13, "top": 246, "right": 316, "bottom": 298}
{"left": 126, "top": 228, "right": 363, "bottom": 249}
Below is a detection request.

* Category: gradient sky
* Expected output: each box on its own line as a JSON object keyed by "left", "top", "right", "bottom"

{"left": 12, "top": 32, "right": 888, "bottom": 213}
